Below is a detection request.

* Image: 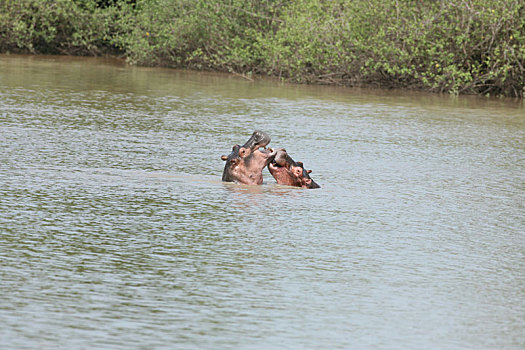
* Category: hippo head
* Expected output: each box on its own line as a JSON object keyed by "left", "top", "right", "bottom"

{"left": 268, "top": 148, "right": 320, "bottom": 189}
{"left": 221, "top": 130, "right": 277, "bottom": 185}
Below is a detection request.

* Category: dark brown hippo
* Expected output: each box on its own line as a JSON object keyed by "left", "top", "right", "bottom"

{"left": 221, "top": 130, "right": 277, "bottom": 185}
{"left": 268, "top": 148, "right": 320, "bottom": 189}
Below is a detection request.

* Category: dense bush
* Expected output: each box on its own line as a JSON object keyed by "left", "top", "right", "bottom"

{"left": 265, "top": 0, "right": 525, "bottom": 96}
{"left": 0, "top": 0, "right": 123, "bottom": 55}
{"left": 114, "top": 0, "right": 280, "bottom": 71}
{"left": 1, "top": 0, "right": 523, "bottom": 97}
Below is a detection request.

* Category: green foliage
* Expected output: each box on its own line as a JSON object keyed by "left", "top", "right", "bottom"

{"left": 1, "top": 0, "right": 523, "bottom": 97}
{"left": 265, "top": 0, "right": 524, "bottom": 96}
{"left": 113, "top": 0, "right": 279, "bottom": 71}
{"left": 0, "top": 0, "right": 120, "bottom": 55}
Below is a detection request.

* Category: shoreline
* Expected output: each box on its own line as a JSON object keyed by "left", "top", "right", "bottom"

{"left": 2, "top": 52, "right": 524, "bottom": 105}
{"left": 2, "top": 0, "right": 523, "bottom": 99}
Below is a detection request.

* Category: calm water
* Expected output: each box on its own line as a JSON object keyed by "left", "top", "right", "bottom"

{"left": 1, "top": 55, "right": 524, "bottom": 349}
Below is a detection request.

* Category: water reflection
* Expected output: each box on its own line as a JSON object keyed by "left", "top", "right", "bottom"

{"left": 0, "top": 55, "right": 523, "bottom": 350}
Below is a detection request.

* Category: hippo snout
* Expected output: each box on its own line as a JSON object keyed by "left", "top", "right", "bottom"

{"left": 249, "top": 130, "right": 271, "bottom": 149}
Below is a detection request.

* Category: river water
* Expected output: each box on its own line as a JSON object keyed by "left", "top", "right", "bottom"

{"left": 1, "top": 55, "right": 523, "bottom": 349}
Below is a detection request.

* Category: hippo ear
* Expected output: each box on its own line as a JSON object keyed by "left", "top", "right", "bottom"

{"left": 297, "top": 161, "right": 304, "bottom": 167}
{"left": 221, "top": 155, "right": 228, "bottom": 161}
{"left": 307, "top": 169, "right": 312, "bottom": 174}
{"left": 232, "top": 144, "right": 240, "bottom": 151}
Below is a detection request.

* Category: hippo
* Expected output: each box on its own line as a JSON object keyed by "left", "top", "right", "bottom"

{"left": 221, "top": 130, "right": 277, "bottom": 185}
{"left": 268, "top": 148, "right": 320, "bottom": 189}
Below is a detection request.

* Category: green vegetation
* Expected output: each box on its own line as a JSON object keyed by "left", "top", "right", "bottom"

{"left": 1, "top": 0, "right": 524, "bottom": 97}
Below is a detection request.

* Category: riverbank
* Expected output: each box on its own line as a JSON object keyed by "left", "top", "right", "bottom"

{"left": 1, "top": 0, "right": 523, "bottom": 97}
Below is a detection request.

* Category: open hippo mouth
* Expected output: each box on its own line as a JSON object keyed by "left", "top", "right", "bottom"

{"left": 254, "top": 146, "right": 277, "bottom": 167}
{"left": 258, "top": 146, "right": 275, "bottom": 156}
{"left": 247, "top": 131, "right": 276, "bottom": 164}
{"left": 269, "top": 157, "right": 285, "bottom": 167}
{"left": 244, "top": 130, "right": 271, "bottom": 151}
{"left": 268, "top": 160, "right": 283, "bottom": 173}
{"left": 268, "top": 149, "right": 295, "bottom": 185}
{"left": 268, "top": 149, "right": 289, "bottom": 171}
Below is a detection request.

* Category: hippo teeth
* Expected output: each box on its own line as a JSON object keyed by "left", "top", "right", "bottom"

{"left": 259, "top": 146, "right": 274, "bottom": 154}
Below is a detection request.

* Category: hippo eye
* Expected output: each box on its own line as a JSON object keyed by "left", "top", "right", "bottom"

{"left": 239, "top": 147, "right": 250, "bottom": 158}
{"left": 292, "top": 166, "right": 303, "bottom": 177}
